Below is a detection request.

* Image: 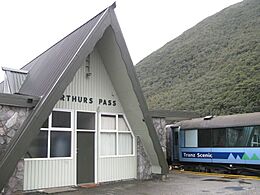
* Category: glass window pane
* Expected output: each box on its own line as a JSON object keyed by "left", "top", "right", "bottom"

{"left": 180, "top": 130, "right": 185, "bottom": 147}
{"left": 198, "top": 129, "right": 211, "bottom": 147}
{"left": 238, "top": 126, "right": 254, "bottom": 147}
{"left": 251, "top": 126, "right": 260, "bottom": 147}
{"left": 41, "top": 118, "right": 48, "bottom": 128}
{"left": 118, "top": 115, "right": 130, "bottom": 131}
{"left": 226, "top": 127, "right": 242, "bottom": 147}
{"left": 52, "top": 111, "right": 71, "bottom": 128}
{"left": 212, "top": 128, "right": 226, "bottom": 147}
{"left": 50, "top": 131, "right": 71, "bottom": 157}
{"left": 185, "top": 129, "right": 198, "bottom": 147}
{"left": 101, "top": 115, "right": 116, "bottom": 130}
{"left": 25, "top": 131, "right": 48, "bottom": 158}
{"left": 118, "top": 133, "right": 133, "bottom": 155}
{"left": 100, "top": 133, "right": 116, "bottom": 155}
{"left": 226, "top": 126, "right": 255, "bottom": 147}
{"left": 77, "top": 112, "right": 95, "bottom": 130}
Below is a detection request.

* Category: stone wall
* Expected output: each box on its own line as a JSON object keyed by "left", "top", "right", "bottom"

{"left": 137, "top": 117, "right": 167, "bottom": 180}
{"left": 0, "top": 105, "right": 30, "bottom": 195}
{"left": 2, "top": 160, "right": 24, "bottom": 195}
{"left": 136, "top": 136, "right": 152, "bottom": 180}
{"left": 152, "top": 117, "right": 167, "bottom": 157}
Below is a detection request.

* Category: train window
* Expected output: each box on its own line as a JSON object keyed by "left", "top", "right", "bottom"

{"left": 198, "top": 128, "right": 251, "bottom": 148}
{"left": 226, "top": 127, "right": 246, "bottom": 147}
{"left": 184, "top": 129, "right": 198, "bottom": 147}
{"left": 251, "top": 126, "right": 260, "bottom": 147}
{"left": 212, "top": 128, "right": 226, "bottom": 147}
{"left": 183, "top": 126, "right": 260, "bottom": 148}
{"left": 174, "top": 130, "right": 178, "bottom": 145}
{"left": 198, "top": 129, "right": 211, "bottom": 147}
{"left": 226, "top": 126, "right": 256, "bottom": 147}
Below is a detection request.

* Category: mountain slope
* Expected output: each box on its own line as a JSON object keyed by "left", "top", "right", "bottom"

{"left": 136, "top": 0, "right": 260, "bottom": 116}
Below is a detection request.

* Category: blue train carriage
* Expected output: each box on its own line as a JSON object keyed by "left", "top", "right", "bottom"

{"left": 166, "top": 112, "right": 260, "bottom": 173}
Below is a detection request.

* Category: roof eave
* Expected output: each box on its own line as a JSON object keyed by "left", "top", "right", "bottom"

{"left": 0, "top": 93, "right": 39, "bottom": 108}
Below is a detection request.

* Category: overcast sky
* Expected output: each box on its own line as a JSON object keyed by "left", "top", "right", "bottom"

{"left": 0, "top": 0, "right": 242, "bottom": 81}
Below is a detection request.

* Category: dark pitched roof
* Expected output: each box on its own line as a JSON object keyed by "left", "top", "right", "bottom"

{"left": 0, "top": 3, "right": 167, "bottom": 190}
{"left": 19, "top": 5, "right": 109, "bottom": 97}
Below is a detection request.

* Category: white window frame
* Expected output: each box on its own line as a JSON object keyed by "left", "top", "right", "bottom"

{"left": 99, "top": 112, "right": 135, "bottom": 158}
{"left": 25, "top": 109, "right": 74, "bottom": 161}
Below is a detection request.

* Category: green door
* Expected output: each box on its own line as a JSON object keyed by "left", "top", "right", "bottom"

{"left": 77, "top": 132, "right": 95, "bottom": 184}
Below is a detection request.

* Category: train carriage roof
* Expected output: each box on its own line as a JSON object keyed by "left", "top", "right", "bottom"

{"left": 173, "top": 112, "right": 260, "bottom": 130}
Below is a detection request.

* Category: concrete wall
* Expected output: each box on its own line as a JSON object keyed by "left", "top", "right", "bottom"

{"left": 0, "top": 105, "right": 30, "bottom": 195}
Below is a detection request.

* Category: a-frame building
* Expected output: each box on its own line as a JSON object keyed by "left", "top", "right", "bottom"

{"left": 0, "top": 3, "right": 167, "bottom": 192}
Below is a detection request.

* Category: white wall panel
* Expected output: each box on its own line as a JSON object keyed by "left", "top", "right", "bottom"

{"left": 24, "top": 159, "right": 75, "bottom": 190}
{"left": 98, "top": 156, "right": 137, "bottom": 182}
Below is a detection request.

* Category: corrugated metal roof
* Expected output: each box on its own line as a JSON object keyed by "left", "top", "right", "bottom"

{"left": 174, "top": 112, "right": 260, "bottom": 129}
{"left": 19, "top": 7, "right": 108, "bottom": 97}
{"left": 2, "top": 68, "right": 28, "bottom": 94}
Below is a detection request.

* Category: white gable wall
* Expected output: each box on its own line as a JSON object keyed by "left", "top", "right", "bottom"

{"left": 55, "top": 48, "right": 124, "bottom": 113}
{"left": 24, "top": 48, "right": 137, "bottom": 190}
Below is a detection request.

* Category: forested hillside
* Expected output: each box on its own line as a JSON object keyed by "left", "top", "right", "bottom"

{"left": 136, "top": 0, "right": 260, "bottom": 116}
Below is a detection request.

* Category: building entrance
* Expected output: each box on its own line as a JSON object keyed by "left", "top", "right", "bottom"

{"left": 76, "top": 111, "right": 96, "bottom": 184}
{"left": 77, "top": 132, "right": 95, "bottom": 184}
